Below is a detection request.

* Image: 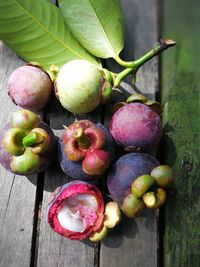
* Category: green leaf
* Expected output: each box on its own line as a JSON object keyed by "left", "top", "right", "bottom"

{"left": 58, "top": 0, "right": 124, "bottom": 60}
{"left": 0, "top": 0, "right": 99, "bottom": 69}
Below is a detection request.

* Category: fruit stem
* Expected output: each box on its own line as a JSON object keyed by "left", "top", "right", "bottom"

{"left": 22, "top": 132, "right": 43, "bottom": 147}
{"left": 113, "top": 38, "right": 176, "bottom": 87}
{"left": 73, "top": 127, "right": 91, "bottom": 149}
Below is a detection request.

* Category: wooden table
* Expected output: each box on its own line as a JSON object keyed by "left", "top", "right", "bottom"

{"left": 0, "top": 0, "right": 199, "bottom": 266}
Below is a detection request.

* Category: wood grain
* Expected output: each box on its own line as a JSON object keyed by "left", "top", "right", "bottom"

{"left": 0, "top": 43, "right": 38, "bottom": 267}
{"left": 162, "top": 0, "right": 200, "bottom": 266}
{"left": 100, "top": 0, "right": 160, "bottom": 266}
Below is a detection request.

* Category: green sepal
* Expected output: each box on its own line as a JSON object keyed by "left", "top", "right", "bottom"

{"left": 143, "top": 188, "right": 167, "bottom": 209}
{"left": 112, "top": 102, "right": 126, "bottom": 113}
{"left": 151, "top": 165, "right": 173, "bottom": 187}
{"left": 145, "top": 100, "right": 163, "bottom": 114}
{"left": 89, "top": 225, "right": 108, "bottom": 242}
{"left": 126, "top": 94, "right": 148, "bottom": 104}
{"left": 131, "top": 175, "right": 155, "bottom": 198}
{"left": 11, "top": 110, "right": 41, "bottom": 131}
{"left": 3, "top": 128, "right": 25, "bottom": 156}
{"left": 10, "top": 149, "right": 41, "bottom": 174}
{"left": 122, "top": 193, "right": 145, "bottom": 219}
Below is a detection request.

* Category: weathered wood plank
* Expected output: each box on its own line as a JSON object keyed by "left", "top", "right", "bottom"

{"left": 162, "top": 0, "right": 200, "bottom": 266}
{"left": 0, "top": 43, "right": 38, "bottom": 267}
{"left": 100, "top": 0, "right": 159, "bottom": 266}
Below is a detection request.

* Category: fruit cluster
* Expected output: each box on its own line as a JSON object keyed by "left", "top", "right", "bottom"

{"left": 0, "top": 88, "right": 173, "bottom": 242}
{"left": 0, "top": 22, "right": 176, "bottom": 243}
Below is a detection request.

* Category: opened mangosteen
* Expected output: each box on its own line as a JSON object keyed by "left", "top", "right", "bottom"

{"left": 58, "top": 120, "right": 115, "bottom": 180}
{"left": 109, "top": 94, "right": 163, "bottom": 151}
{"left": 0, "top": 109, "right": 56, "bottom": 175}
{"left": 47, "top": 181, "right": 121, "bottom": 241}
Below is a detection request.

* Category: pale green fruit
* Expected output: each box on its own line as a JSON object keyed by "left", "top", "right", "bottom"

{"left": 55, "top": 60, "right": 103, "bottom": 114}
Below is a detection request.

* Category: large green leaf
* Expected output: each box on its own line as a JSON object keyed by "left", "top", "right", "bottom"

{"left": 0, "top": 0, "right": 99, "bottom": 69}
{"left": 58, "top": 0, "right": 124, "bottom": 60}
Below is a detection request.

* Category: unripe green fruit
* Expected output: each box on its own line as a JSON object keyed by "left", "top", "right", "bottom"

{"left": 55, "top": 60, "right": 103, "bottom": 114}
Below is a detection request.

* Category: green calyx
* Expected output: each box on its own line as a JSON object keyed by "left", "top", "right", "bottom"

{"left": 131, "top": 174, "right": 155, "bottom": 198}
{"left": 122, "top": 193, "right": 145, "bottom": 219}
{"left": 3, "top": 110, "right": 51, "bottom": 174}
{"left": 4, "top": 127, "right": 50, "bottom": 156}
{"left": 112, "top": 93, "right": 163, "bottom": 114}
{"left": 11, "top": 110, "right": 41, "bottom": 132}
{"left": 10, "top": 149, "right": 41, "bottom": 174}
{"left": 151, "top": 165, "right": 173, "bottom": 187}
{"left": 143, "top": 188, "right": 167, "bottom": 209}
{"left": 3, "top": 128, "right": 26, "bottom": 156}
{"left": 89, "top": 225, "right": 108, "bottom": 242}
{"left": 4, "top": 128, "right": 49, "bottom": 173}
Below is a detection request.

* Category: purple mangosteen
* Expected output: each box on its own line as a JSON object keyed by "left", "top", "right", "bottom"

{"left": 109, "top": 94, "right": 163, "bottom": 151}
{"left": 107, "top": 153, "right": 160, "bottom": 203}
{"left": 0, "top": 109, "right": 56, "bottom": 175}
{"left": 8, "top": 65, "right": 53, "bottom": 111}
{"left": 58, "top": 120, "right": 115, "bottom": 180}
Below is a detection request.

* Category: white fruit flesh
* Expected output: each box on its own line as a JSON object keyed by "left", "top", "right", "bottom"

{"left": 57, "top": 194, "right": 98, "bottom": 233}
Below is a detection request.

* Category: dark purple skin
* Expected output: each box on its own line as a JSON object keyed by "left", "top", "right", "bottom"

{"left": 109, "top": 103, "right": 162, "bottom": 151}
{"left": 58, "top": 123, "right": 116, "bottom": 180}
{"left": 0, "top": 122, "right": 56, "bottom": 175}
{"left": 107, "top": 153, "right": 159, "bottom": 203}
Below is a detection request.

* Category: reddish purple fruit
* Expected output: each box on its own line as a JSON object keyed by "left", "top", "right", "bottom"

{"left": 8, "top": 65, "right": 52, "bottom": 111}
{"left": 109, "top": 102, "right": 162, "bottom": 151}
{"left": 107, "top": 153, "right": 159, "bottom": 203}
{"left": 47, "top": 181, "right": 105, "bottom": 240}
{"left": 58, "top": 120, "right": 115, "bottom": 180}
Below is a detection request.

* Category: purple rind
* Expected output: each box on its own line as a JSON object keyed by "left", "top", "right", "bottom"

{"left": 109, "top": 103, "right": 162, "bottom": 151}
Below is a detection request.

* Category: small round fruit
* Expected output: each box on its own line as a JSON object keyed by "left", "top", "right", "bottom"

{"left": 8, "top": 65, "right": 52, "bottom": 111}
{"left": 107, "top": 153, "right": 159, "bottom": 203}
{"left": 55, "top": 60, "right": 103, "bottom": 114}
{"left": 109, "top": 102, "right": 162, "bottom": 151}
{"left": 151, "top": 165, "right": 173, "bottom": 187}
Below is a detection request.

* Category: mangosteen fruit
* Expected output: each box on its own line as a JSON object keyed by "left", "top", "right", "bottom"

{"left": 109, "top": 94, "right": 163, "bottom": 151}
{"left": 0, "top": 109, "right": 56, "bottom": 175}
{"left": 55, "top": 60, "right": 113, "bottom": 114}
{"left": 58, "top": 120, "right": 115, "bottom": 180}
{"left": 107, "top": 153, "right": 159, "bottom": 203}
{"left": 8, "top": 65, "right": 53, "bottom": 111}
{"left": 47, "top": 181, "right": 105, "bottom": 240}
